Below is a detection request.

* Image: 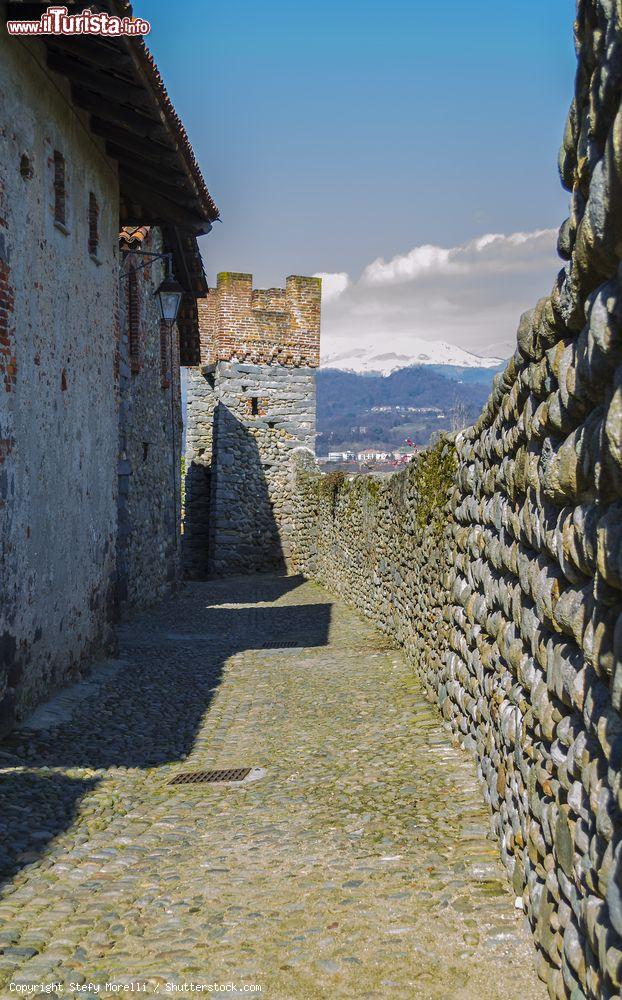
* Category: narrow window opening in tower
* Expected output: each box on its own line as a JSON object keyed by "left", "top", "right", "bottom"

{"left": 20, "top": 153, "right": 34, "bottom": 180}
{"left": 251, "top": 397, "right": 259, "bottom": 415}
{"left": 53, "top": 150, "right": 66, "bottom": 226}
{"left": 128, "top": 266, "right": 141, "bottom": 371}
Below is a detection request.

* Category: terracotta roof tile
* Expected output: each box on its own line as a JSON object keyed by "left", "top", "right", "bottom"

{"left": 119, "top": 225, "right": 151, "bottom": 246}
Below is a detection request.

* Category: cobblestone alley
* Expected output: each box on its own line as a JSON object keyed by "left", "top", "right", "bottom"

{"left": 0, "top": 577, "right": 544, "bottom": 998}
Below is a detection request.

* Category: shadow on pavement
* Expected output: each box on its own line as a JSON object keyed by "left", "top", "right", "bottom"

{"left": 0, "top": 771, "right": 100, "bottom": 886}
{"left": 0, "top": 574, "right": 331, "bottom": 888}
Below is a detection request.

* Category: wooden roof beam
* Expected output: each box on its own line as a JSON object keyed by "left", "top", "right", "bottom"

{"left": 47, "top": 52, "right": 148, "bottom": 106}
{"left": 165, "top": 225, "right": 195, "bottom": 295}
{"left": 71, "top": 87, "right": 169, "bottom": 140}
{"left": 118, "top": 176, "right": 206, "bottom": 230}
{"left": 89, "top": 118, "right": 179, "bottom": 165}
{"left": 113, "top": 158, "right": 194, "bottom": 202}
{"left": 46, "top": 36, "right": 134, "bottom": 72}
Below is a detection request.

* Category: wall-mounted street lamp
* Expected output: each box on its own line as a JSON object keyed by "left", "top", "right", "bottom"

{"left": 120, "top": 249, "right": 185, "bottom": 323}
{"left": 156, "top": 257, "right": 184, "bottom": 325}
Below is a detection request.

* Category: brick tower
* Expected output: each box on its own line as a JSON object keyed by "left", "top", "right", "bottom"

{"left": 184, "top": 272, "right": 321, "bottom": 577}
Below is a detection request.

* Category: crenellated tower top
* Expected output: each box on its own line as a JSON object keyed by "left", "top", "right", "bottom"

{"left": 198, "top": 272, "right": 321, "bottom": 369}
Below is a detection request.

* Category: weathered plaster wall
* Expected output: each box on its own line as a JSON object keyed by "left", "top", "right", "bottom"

{"left": 116, "top": 228, "right": 182, "bottom": 610}
{"left": 291, "top": 3, "right": 622, "bottom": 996}
{"left": 184, "top": 273, "right": 320, "bottom": 577}
{"left": 0, "top": 34, "right": 119, "bottom": 731}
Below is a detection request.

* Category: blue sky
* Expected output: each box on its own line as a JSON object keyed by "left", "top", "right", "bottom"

{"left": 135, "top": 0, "right": 577, "bottom": 358}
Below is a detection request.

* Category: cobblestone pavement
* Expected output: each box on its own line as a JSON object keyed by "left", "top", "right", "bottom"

{"left": 0, "top": 576, "right": 545, "bottom": 999}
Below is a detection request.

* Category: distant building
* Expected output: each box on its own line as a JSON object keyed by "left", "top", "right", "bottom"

{"left": 369, "top": 404, "right": 442, "bottom": 415}
{"left": 358, "top": 450, "right": 392, "bottom": 462}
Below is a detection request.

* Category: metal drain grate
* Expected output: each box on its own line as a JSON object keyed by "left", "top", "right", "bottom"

{"left": 262, "top": 640, "right": 298, "bottom": 649}
{"left": 168, "top": 768, "right": 252, "bottom": 785}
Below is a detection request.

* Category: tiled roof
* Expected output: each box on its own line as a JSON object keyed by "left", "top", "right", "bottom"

{"left": 21, "top": 0, "right": 219, "bottom": 232}
{"left": 119, "top": 225, "right": 151, "bottom": 246}
{"left": 122, "top": 12, "right": 219, "bottom": 224}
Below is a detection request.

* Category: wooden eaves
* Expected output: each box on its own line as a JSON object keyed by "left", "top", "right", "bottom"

{"left": 5, "top": 0, "right": 219, "bottom": 235}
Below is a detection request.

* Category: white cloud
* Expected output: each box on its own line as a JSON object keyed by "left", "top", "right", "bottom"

{"left": 362, "top": 245, "right": 452, "bottom": 285}
{"left": 313, "top": 271, "right": 350, "bottom": 302}
{"left": 360, "top": 230, "right": 556, "bottom": 286}
{"left": 317, "top": 228, "right": 560, "bottom": 360}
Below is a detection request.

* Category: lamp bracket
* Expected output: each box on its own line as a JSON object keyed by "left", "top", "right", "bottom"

{"left": 120, "top": 249, "right": 174, "bottom": 281}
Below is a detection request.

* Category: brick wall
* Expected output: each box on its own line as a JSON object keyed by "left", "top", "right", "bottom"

{"left": 0, "top": 258, "right": 16, "bottom": 394}
{"left": 197, "top": 272, "right": 321, "bottom": 368}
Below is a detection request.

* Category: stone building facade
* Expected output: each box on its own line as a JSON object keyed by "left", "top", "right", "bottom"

{"left": 184, "top": 272, "right": 321, "bottom": 577}
{"left": 0, "top": 8, "right": 217, "bottom": 733}
{"left": 116, "top": 226, "right": 184, "bottom": 611}
{"left": 0, "top": 29, "right": 121, "bottom": 735}
{"left": 290, "top": 2, "right": 622, "bottom": 996}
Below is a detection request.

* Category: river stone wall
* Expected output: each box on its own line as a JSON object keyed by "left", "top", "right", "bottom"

{"left": 290, "top": 2, "right": 622, "bottom": 995}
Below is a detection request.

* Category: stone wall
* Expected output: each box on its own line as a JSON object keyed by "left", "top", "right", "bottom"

{"left": 116, "top": 227, "right": 183, "bottom": 611}
{"left": 183, "top": 366, "right": 217, "bottom": 578}
{"left": 0, "top": 33, "right": 119, "bottom": 732}
{"left": 184, "top": 273, "right": 320, "bottom": 577}
{"left": 290, "top": 3, "right": 622, "bottom": 996}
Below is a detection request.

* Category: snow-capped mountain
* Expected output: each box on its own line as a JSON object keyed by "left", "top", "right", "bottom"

{"left": 321, "top": 339, "right": 503, "bottom": 376}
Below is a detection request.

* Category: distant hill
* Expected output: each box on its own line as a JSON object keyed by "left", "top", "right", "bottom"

{"left": 426, "top": 363, "right": 506, "bottom": 384}
{"left": 321, "top": 340, "right": 503, "bottom": 375}
{"left": 316, "top": 363, "right": 502, "bottom": 454}
{"left": 181, "top": 358, "right": 505, "bottom": 455}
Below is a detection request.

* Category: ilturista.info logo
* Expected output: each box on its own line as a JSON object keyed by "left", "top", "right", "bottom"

{"left": 6, "top": 5, "right": 151, "bottom": 36}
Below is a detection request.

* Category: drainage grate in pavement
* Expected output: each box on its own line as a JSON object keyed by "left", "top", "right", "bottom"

{"left": 262, "top": 640, "right": 299, "bottom": 649}
{"left": 168, "top": 768, "right": 252, "bottom": 785}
